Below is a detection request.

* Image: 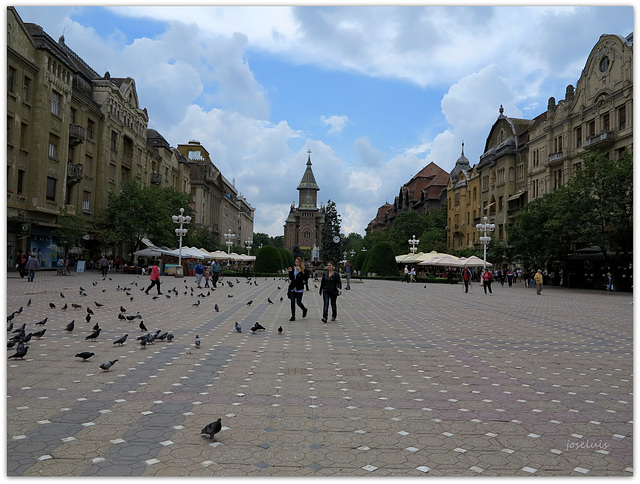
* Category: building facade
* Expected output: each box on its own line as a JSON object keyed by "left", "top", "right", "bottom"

{"left": 446, "top": 145, "right": 481, "bottom": 251}
{"left": 283, "top": 152, "right": 325, "bottom": 253}
{"left": 446, "top": 32, "right": 633, "bottom": 254}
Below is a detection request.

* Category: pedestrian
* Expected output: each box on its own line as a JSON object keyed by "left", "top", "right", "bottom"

{"left": 194, "top": 260, "right": 205, "bottom": 288}
{"left": 409, "top": 267, "right": 417, "bottom": 283}
{"left": 482, "top": 268, "right": 493, "bottom": 294}
{"left": 462, "top": 267, "right": 472, "bottom": 293}
{"left": 211, "top": 259, "right": 221, "bottom": 288}
{"left": 303, "top": 258, "right": 312, "bottom": 291}
{"left": 345, "top": 261, "right": 352, "bottom": 290}
{"left": 145, "top": 260, "right": 162, "bottom": 295}
{"left": 16, "top": 251, "right": 26, "bottom": 278}
{"left": 320, "top": 261, "right": 342, "bottom": 323}
{"left": 25, "top": 252, "right": 40, "bottom": 282}
{"left": 605, "top": 272, "right": 614, "bottom": 293}
{"left": 403, "top": 265, "right": 410, "bottom": 282}
{"left": 507, "top": 269, "right": 514, "bottom": 286}
{"left": 287, "top": 257, "right": 308, "bottom": 321}
{"left": 100, "top": 255, "right": 109, "bottom": 278}
{"left": 204, "top": 265, "right": 211, "bottom": 288}
{"left": 534, "top": 269, "right": 544, "bottom": 295}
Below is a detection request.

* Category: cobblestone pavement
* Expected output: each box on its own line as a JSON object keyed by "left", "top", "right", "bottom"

{"left": 5, "top": 270, "right": 633, "bottom": 476}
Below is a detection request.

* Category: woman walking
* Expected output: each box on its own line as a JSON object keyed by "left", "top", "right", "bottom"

{"left": 145, "top": 260, "right": 162, "bottom": 295}
{"left": 194, "top": 260, "right": 205, "bottom": 288}
{"left": 287, "top": 257, "right": 308, "bottom": 321}
{"left": 482, "top": 268, "right": 493, "bottom": 294}
{"left": 319, "top": 262, "right": 342, "bottom": 323}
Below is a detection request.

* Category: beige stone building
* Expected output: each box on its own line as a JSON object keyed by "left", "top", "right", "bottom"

{"left": 446, "top": 145, "right": 481, "bottom": 250}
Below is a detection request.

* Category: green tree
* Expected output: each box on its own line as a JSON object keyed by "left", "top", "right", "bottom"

{"left": 320, "top": 200, "right": 342, "bottom": 263}
{"left": 363, "top": 230, "right": 387, "bottom": 253}
{"left": 361, "top": 241, "right": 398, "bottom": 277}
{"left": 185, "top": 226, "right": 216, "bottom": 251}
{"left": 52, "top": 207, "right": 86, "bottom": 261}
{"left": 94, "top": 180, "right": 193, "bottom": 261}
{"left": 342, "top": 232, "right": 364, "bottom": 260}
{"left": 278, "top": 247, "right": 294, "bottom": 269}
{"left": 353, "top": 250, "right": 368, "bottom": 272}
{"left": 386, "top": 211, "right": 428, "bottom": 254}
{"left": 254, "top": 245, "right": 283, "bottom": 273}
{"left": 253, "top": 233, "right": 271, "bottom": 249}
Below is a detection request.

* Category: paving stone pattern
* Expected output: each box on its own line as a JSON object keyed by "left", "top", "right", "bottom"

{"left": 6, "top": 271, "right": 633, "bottom": 476}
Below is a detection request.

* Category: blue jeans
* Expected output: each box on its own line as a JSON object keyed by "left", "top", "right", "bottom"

{"left": 322, "top": 291, "right": 338, "bottom": 319}
{"left": 27, "top": 270, "right": 35, "bottom": 282}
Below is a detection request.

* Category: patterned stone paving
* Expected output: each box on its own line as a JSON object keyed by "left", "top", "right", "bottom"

{"left": 5, "top": 270, "right": 633, "bottom": 476}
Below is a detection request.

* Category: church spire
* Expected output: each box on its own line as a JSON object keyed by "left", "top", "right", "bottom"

{"left": 297, "top": 149, "right": 319, "bottom": 209}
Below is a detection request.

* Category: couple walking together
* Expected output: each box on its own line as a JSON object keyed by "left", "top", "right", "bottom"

{"left": 288, "top": 257, "right": 342, "bottom": 322}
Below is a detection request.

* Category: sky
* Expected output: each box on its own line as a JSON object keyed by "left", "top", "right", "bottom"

{"left": 12, "top": 2, "right": 634, "bottom": 237}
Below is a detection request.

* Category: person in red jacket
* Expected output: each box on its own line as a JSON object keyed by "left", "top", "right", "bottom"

{"left": 482, "top": 268, "right": 493, "bottom": 294}
{"left": 145, "top": 260, "right": 162, "bottom": 295}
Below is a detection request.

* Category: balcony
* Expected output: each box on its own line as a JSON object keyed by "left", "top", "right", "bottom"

{"left": 67, "top": 163, "right": 84, "bottom": 183}
{"left": 548, "top": 152, "right": 564, "bottom": 163}
{"left": 68, "top": 124, "right": 85, "bottom": 148}
{"left": 585, "top": 131, "right": 616, "bottom": 150}
{"left": 150, "top": 173, "right": 162, "bottom": 185}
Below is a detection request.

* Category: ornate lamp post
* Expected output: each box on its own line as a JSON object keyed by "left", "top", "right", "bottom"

{"left": 350, "top": 249, "right": 355, "bottom": 259}
{"left": 408, "top": 235, "right": 420, "bottom": 254}
{"left": 224, "top": 229, "right": 235, "bottom": 254}
{"left": 245, "top": 239, "right": 253, "bottom": 256}
{"left": 476, "top": 216, "right": 495, "bottom": 270}
{"left": 172, "top": 208, "right": 191, "bottom": 278}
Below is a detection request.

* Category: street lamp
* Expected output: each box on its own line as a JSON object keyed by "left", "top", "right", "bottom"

{"left": 408, "top": 235, "right": 420, "bottom": 254}
{"left": 476, "top": 216, "right": 495, "bottom": 270}
{"left": 245, "top": 239, "right": 253, "bottom": 256}
{"left": 172, "top": 208, "right": 191, "bottom": 278}
{"left": 224, "top": 229, "right": 235, "bottom": 254}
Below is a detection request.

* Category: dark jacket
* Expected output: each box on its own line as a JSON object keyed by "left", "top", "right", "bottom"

{"left": 319, "top": 271, "right": 341, "bottom": 295}
{"left": 288, "top": 269, "right": 306, "bottom": 291}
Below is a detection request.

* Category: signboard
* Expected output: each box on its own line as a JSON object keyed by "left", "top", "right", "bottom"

{"left": 76, "top": 261, "right": 85, "bottom": 273}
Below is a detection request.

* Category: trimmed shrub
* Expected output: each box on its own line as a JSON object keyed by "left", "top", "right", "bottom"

{"left": 278, "top": 247, "right": 294, "bottom": 269}
{"left": 361, "top": 241, "right": 398, "bottom": 277}
{"left": 254, "top": 246, "right": 283, "bottom": 273}
{"left": 353, "top": 250, "right": 367, "bottom": 272}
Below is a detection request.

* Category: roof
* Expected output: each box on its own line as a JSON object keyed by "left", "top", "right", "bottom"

{"left": 297, "top": 154, "right": 319, "bottom": 191}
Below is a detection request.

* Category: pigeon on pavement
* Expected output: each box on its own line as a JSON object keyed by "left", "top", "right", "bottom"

{"left": 195, "top": 335, "right": 200, "bottom": 348}
{"left": 113, "top": 334, "right": 128, "bottom": 345}
{"left": 36, "top": 318, "right": 48, "bottom": 326}
{"left": 61, "top": 303, "right": 68, "bottom": 311}
{"left": 49, "top": 303, "right": 56, "bottom": 309}
{"left": 99, "top": 359, "right": 118, "bottom": 371}
{"left": 75, "top": 351, "right": 95, "bottom": 361}
{"left": 235, "top": 322, "right": 242, "bottom": 333}
{"left": 214, "top": 303, "right": 219, "bottom": 312}
{"left": 193, "top": 300, "right": 201, "bottom": 307}
{"left": 85, "top": 328, "right": 101, "bottom": 340}
{"left": 32, "top": 329, "right": 46, "bottom": 339}
{"left": 201, "top": 418, "right": 222, "bottom": 441}
{"left": 278, "top": 326, "right": 283, "bottom": 334}
{"left": 95, "top": 302, "right": 104, "bottom": 307}
{"left": 8, "top": 346, "right": 29, "bottom": 359}
{"left": 268, "top": 297, "right": 274, "bottom": 304}
{"left": 65, "top": 321, "right": 75, "bottom": 332}
{"left": 139, "top": 321, "right": 147, "bottom": 332}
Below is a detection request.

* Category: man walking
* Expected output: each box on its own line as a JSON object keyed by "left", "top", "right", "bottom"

{"left": 25, "top": 252, "right": 40, "bottom": 282}
{"left": 534, "top": 269, "right": 544, "bottom": 295}
{"left": 462, "top": 267, "right": 472, "bottom": 293}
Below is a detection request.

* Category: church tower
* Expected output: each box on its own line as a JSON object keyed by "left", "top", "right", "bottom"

{"left": 284, "top": 151, "right": 325, "bottom": 254}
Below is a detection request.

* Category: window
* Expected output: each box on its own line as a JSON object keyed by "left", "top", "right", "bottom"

{"left": 516, "top": 163, "right": 524, "bottom": 181}
{"left": 65, "top": 184, "right": 73, "bottom": 205}
{"left": 108, "top": 163, "right": 116, "bottom": 180}
{"left": 87, "top": 119, "right": 95, "bottom": 140}
{"left": 531, "top": 149, "right": 540, "bottom": 168}
{"left": 509, "top": 167, "right": 515, "bottom": 182}
{"left": 602, "top": 113, "right": 610, "bottom": 132}
{"left": 553, "top": 136, "right": 563, "bottom": 153}
{"left": 46, "top": 177, "right": 57, "bottom": 201}
{"left": 17, "top": 170, "right": 25, "bottom": 195}
{"left": 110, "top": 130, "right": 118, "bottom": 151}
{"left": 588, "top": 120, "right": 595, "bottom": 136}
{"left": 498, "top": 196, "right": 504, "bottom": 212}
{"left": 70, "top": 107, "right": 76, "bottom": 124}
{"left": 48, "top": 134, "right": 59, "bottom": 160}
{"left": 454, "top": 192, "right": 460, "bottom": 207}
{"left": 23, "top": 76, "right": 31, "bottom": 102}
{"left": 51, "top": 90, "right": 60, "bottom": 116}
{"left": 20, "top": 123, "right": 28, "bottom": 149}
{"left": 8, "top": 66, "right": 17, "bottom": 93}
{"left": 575, "top": 126, "right": 582, "bottom": 148}
{"left": 7, "top": 116, "right": 13, "bottom": 144}
{"left": 83, "top": 191, "right": 91, "bottom": 212}
{"left": 618, "top": 106, "right": 626, "bottom": 130}
{"left": 84, "top": 154, "right": 93, "bottom": 176}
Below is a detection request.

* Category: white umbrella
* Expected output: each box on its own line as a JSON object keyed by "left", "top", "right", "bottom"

{"left": 419, "top": 255, "right": 464, "bottom": 267}
{"left": 463, "top": 255, "right": 493, "bottom": 267}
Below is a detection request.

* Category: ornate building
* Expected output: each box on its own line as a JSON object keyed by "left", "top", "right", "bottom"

{"left": 366, "top": 162, "right": 448, "bottom": 233}
{"left": 446, "top": 144, "right": 480, "bottom": 250}
{"left": 283, "top": 151, "right": 325, "bottom": 253}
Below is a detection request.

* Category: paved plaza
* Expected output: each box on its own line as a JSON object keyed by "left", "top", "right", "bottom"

{"left": 5, "top": 269, "right": 633, "bottom": 476}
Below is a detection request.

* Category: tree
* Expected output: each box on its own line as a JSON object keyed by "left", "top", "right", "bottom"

{"left": 94, "top": 180, "right": 194, "bottom": 261}
{"left": 342, "top": 232, "right": 364, "bottom": 260}
{"left": 353, "top": 250, "right": 368, "bottom": 272}
{"left": 253, "top": 233, "right": 271, "bottom": 249}
{"left": 320, "top": 200, "right": 342, "bottom": 263}
{"left": 52, "top": 207, "right": 86, "bottom": 261}
{"left": 278, "top": 247, "right": 293, "bottom": 269}
{"left": 185, "top": 226, "right": 217, "bottom": 251}
{"left": 363, "top": 230, "right": 387, "bottom": 252}
{"left": 361, "top": 241, "right": 398, "bottom": 277}
{"left": 386, "top": 211, "right": 428, "bottom": 254}
{"left": 254, "top": 245, "right": 283, "bottom": 273}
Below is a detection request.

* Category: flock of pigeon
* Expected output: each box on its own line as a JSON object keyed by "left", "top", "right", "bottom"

{"left": 8, "top": 274, "right": 293, "bottom": 443}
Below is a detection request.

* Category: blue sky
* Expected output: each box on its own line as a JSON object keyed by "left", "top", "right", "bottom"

{"left": 13, "top": 3, "right": 634, "bottom": 237}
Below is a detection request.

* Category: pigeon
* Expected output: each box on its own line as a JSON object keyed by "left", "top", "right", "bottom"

{"left": 139, "top": 338, "right": 147, "bottom": 349}
{"left": 61, "top": 303, "right": 68, "bottom": 311}
{"left": 35, "top": 318, "right": 48, "bottom": 326}
{"left": 92, "top": 322, "right": 100, "bottom": 331}
{"left": 227, "top": 295, "right": 233, "bottom": 298}
{"left": 32, "top": 329, "right": 46, "bottom": 339}
{"left": 80, "top": 286, "right": 85, "bottom": 291}
{"left": 49, "top": 303, "right": 56, "bottom": 309}
{"left": 95, "top": 302, "right": 104, "bottom": 307}
{"left": 280, "top": 297, "right": 283, "bottom": 302}
{"left": 13, "top": 323, "right": 26, "bottom": 333}
{"left": 65, "top": 320, "right": 75, "bottom": 332}
{"left": 195, "top": 335, "right": 201, "bottom": 348}
{"left": 246, "top": 300, "right": 253, "bottom": 306}
{"left": 86, "top": 314, "right": 91, "bottom": 324}
{"left": 8, "top": 346, "right": 29, "bottom": 359}
{"left": 7, "top": 322, "right": 13, "bottom": 332}
{"left": 27, "top": 298, "right": 31, "bottom": 307}
{"left": 235, "top": 322, "right": 242, "bottom": 333}
{"left": 253, "top": 322, "right": 265, "bottom": 331}
{"left": 118, "top": 313, "right": 126, "bottom": 320}
{"left": 278, "top": 326, "right": 283, "bottom": 334}
{"left": 7, "top": 339, "right": 17, "bottom": 349}
{"left": 87, "top": 307, "right": 94, "bottom": 315}
{"left": 22, "top": 332, "right": 33, "bottom": 343}
{"left": 7, "top": 313, "right": 15, "bottom": 323}
{"left": 214, "top": 304, "right": 219, "bottom": 312}
{"left": 113, "top": 334, "right": 128, "bottom": 345}
{"left": 268, "top": 298, "right": 274, "bottom": 304}
{"left": 60, "top": 292, "right": 65, "bottom": 298}
{"left": 201, "top": 418, "right": 222, "bottom": 441}
{"left": 166, "top": 333, "right": 174, "bottom": 342}
{"left": 71, "top": 303, "right": 81, "bottom": 309}
{"left": 193, "top": 300, "right": 201, "bottom": 307}
{"left": 75, "top": 351, "right": 95, "bottom": 362}
{"left": 139, "top": 321, "right": 148, "bottom": 332}
{"left": 99, "top": 359, "right": 118, "bottom": 371}
{"left": 16, "top": 306, "right": 23, "bottom": 314}
{"left": 85, "top": 328, "right": 101, "bottom": 340}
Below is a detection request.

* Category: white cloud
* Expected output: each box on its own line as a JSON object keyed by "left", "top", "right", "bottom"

{"left": 320, "top": 114, "right": 349, "bottom": 134}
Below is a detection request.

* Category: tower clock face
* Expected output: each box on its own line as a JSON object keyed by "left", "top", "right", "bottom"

{"left": 333, "top": 236, "right": 341, "bottom": 244}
